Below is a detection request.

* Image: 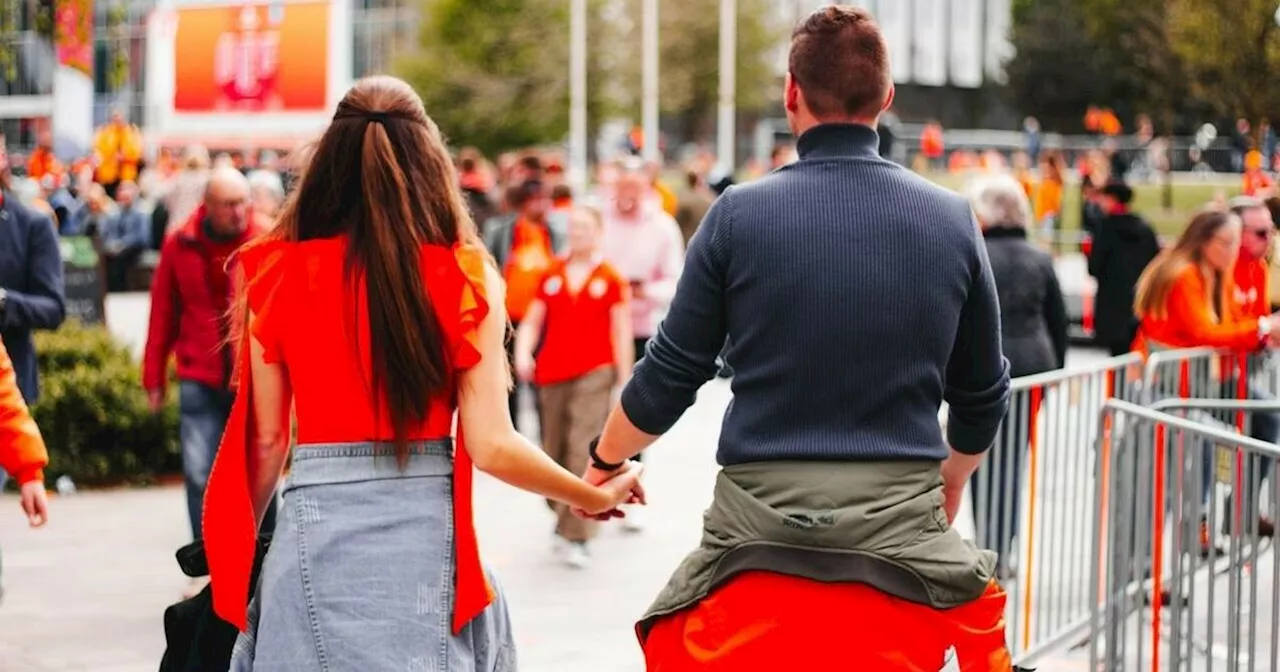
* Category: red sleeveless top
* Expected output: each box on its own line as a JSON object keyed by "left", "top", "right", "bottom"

{"left": 202, "top": 236, "right": 494, "bottom": 635}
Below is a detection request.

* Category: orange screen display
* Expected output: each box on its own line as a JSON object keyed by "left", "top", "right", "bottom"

{"left": 173, "top": 2, "right": 328, "bottom": 113}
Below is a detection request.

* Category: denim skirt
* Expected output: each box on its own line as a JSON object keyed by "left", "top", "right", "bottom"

{"left": 230, "top": 441, "right": 516, "bottom": 671}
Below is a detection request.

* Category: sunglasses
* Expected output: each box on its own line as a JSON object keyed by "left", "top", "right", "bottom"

{"left": 1245, "top": 227, "right": 1274, "bottom": 239}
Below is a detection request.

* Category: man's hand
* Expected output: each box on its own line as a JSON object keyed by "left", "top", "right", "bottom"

{"left": 20, "top": 481, "right": 48, "bottom": 527}
{"left": 514, "top": 352, "right": 536, "bottom": 383}
{"left": 574, "top": 462, "right": 646, "bottom": 520}
{"left": 147, "top": 388, "right": 165, "bottom": 413}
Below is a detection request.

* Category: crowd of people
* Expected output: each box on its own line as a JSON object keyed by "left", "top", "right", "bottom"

{"left": 5, "top": 3, "right": 1280, "bottom": 670}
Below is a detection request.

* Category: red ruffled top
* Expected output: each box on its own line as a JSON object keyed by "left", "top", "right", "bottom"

{"left": 203, "top": 236, "right": 494, "bottom": 635}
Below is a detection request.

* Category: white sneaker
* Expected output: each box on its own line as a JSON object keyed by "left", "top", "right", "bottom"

{"left": 622, "top": 507, "right": 645, "bottom": 533}
{"left": 563, "top": 542, "right": 591, "bottom": 569}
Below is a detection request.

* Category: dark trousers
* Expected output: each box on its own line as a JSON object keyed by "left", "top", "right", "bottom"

{"left": 1223, "top": 378, "right": 1277, "bottom": 528}
{"left": 507, "top": 321, "right": 541, "bottom": 441}
{"left": 106, "top": 246, "right": 143, "bottom": 292}
{"left": 970, "top": 412, "right": 1027, "bottom": 566}
{"left": 179, "top": 381, "right": 276, "bottom": 541}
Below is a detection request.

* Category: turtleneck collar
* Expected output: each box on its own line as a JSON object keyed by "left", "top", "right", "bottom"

{"left": 796, "top": 123, "right": 881, "bottom": 161}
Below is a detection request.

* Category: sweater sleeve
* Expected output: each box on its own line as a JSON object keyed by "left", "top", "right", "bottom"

{"left": 1168, "top": 272, "right": 1261, "bottom": 351}
{"left": 944, "top": 216, "right": 1012, "bottom": 455}
{"left": 619, "top": 192, "right": 731, "bottom": 435}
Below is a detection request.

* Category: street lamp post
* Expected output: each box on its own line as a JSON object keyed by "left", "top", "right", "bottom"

{"left": 642, "top": 0, "right": 659, "bottom": 163}
{"left": 569, "top": 0, "right": 588, "bottom": 193}
{"left": 717, "top": 0, "right": 737, "bottom": 174}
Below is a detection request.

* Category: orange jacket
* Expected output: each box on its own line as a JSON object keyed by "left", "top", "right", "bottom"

{"left": 1230, "top": 257, "right": 1271, "bottom": 321}
{"left": 26, "top": 147, "right": 62, "bottom": 182}
{"left": 1136, "top": 264, "right": 1262, "bottom": 353}
{"left": 0, "top": 341, "right": 48, "bottom": 485}
{"left": 642, "top": 572, "right": 1012, "bottom": 671}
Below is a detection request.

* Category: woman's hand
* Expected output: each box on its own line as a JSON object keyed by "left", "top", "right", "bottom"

{"left": 20, "top": 480, "right": 48, "bottom": 527}
{"left": 575, "top": 461, "right": 646, "bottom": 519}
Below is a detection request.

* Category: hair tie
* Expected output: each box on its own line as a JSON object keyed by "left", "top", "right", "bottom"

{"left": 366, "top": 111, "right": 389, "bottom": 124}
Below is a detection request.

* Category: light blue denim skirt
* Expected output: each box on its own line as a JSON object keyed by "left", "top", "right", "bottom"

{"left": 230, "top": 440, "right": 516, "bottom": 671}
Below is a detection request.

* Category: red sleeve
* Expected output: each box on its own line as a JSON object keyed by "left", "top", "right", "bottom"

{"left": 240, "top": 241, "right": 290, "bottom": 364}
{"left": 142, "top": 236, "right": 181, "bottom": 391}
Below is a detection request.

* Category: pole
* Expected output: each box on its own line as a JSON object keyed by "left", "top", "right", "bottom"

{"left": 717, "top": 0, "right": 737, "bottom": 174}
{"left": 569, "top": 0, "right": 588, "bottom": 193}
{"left": 642, "top": 0, "right": 660, "bottom": 163}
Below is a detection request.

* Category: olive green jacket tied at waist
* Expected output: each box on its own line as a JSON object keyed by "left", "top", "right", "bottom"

{"left": 636, "top": 460, "right": 997, "bottom": 641}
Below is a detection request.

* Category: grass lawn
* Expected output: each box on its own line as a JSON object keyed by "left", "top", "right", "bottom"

{"left": 927, "top": 172, "right": 1240, "bottom": 237}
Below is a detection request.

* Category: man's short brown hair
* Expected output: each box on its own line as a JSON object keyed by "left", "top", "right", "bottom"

{"left": 788, "top": 6, "right": 890, "bottom": 120}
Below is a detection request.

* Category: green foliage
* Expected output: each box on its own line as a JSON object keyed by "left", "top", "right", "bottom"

{"left": 32, "top": 322, "right": 181, "bottom": 486}
{"left": 400, "top": 0, "right": 577, "bottom": 155}
{"left": 1169, "top": 0, "right": 1280, "bottom": 130}
{"left": 399, "top": 0, "right": 785, "bottom": 155}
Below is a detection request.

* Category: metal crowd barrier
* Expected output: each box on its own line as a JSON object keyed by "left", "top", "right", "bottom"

{"left": 1091, "top": 398, "right": 1280, "bottom": 671}
{"left": 970, "top": 353, "right": 1144, "bottom": 665}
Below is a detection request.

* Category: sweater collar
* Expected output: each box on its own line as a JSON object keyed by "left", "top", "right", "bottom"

{"left": 796, "top": 123, "right": 881, "bottom": 160}
{"left": 982, "top": 225, "right": 1027, "bottom": 240}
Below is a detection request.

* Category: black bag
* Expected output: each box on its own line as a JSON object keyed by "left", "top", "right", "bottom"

{"left": 159, "top": 536, "right": 270, "bottom": 672}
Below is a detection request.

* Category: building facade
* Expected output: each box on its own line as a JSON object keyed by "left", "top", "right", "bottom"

{"left": 0, "top": 0, "right": 417, "bottom": 153}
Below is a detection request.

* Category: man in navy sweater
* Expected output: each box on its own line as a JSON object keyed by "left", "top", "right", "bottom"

{"left": 585, "top": 6, "right": 1013, "bottom": 667}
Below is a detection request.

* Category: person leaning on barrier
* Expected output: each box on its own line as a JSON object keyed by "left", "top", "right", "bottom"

{"left": 1134, "top": 209, "right": 1280, "bottom": 555}
{"left": 965, "top": 174, "right": 1069, "bottom": 577}
{"left": 581, "top": 7, "right": 1014, "bottom": 669}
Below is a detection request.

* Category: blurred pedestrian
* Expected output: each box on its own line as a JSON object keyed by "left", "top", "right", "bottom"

{"left": 601, "top": 161, "right": 683, "bottom": 528}
{"left": 0, "top": 132, "right": 65, "bottom": 493}
{"left": 92, "top": 107, "right": 144, "bottom": 199}
{"left": 165, "top": 145, "right": 211, "bottom": 236}
{"left": 143, "top": 168, "right": 274, "bottom": 588}
{"left": 482, "top": 179, "right": 566, "bottom": 439}
{"left": 674, "top": 169, "right": 714, "bottom": 246}
{"left": 1134, "top": 209, "right": 1278, "bottom": 555}
{"left": 588, "top": 8, "right": 1013, "bottom": 668}
{"left": 515, "top": 206, "right": 634, "bottom": 568}
{"left": 64, "top": 183, "right": 113, "bottom": 237}
{"left": 1034, "top": 152, "right": 1064, "bottom": 235}
{"left": 247, "top": 169, "right": 285, "bottom": 224}
{"left": 102, "top": 180, "right": 150, "bottom": 291}
{"left": 1087, "top": 181, "right": 1160, "bottom": 356}
{"left": 966, "top": 174, "right": 1068, "bottom": 576}
{"left": 202, "top": 75, "right": 641, "bottom": 670}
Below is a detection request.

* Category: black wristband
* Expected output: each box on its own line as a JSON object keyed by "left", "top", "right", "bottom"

{"left": 588, "top": 436, "right": 625, "bottom": 472}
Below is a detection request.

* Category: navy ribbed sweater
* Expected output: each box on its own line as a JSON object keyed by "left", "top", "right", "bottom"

{"left": 620, "top": 124, "right": 1011, "bottom": 463}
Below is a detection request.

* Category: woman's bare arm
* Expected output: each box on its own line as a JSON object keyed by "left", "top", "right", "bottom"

{"left": 458, "top": 265, "right": 638, "bottom": 513}
{"left": 247, "top": 322, "right": 292, "bottom": 526}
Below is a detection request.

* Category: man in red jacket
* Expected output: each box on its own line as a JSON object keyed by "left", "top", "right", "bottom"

{"left": 143, "top": 167, "right": 267, "bottom": 559}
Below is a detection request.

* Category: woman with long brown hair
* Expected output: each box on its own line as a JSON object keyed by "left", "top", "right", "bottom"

{"left": 1134, "top": 209, "right": 1274, "bottom": 353}
{"left": 201, "top": 76, "right": 643, "bottom": 670}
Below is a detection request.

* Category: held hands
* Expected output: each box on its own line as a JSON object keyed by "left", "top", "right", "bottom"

{"left": 574, "top": 461, "right": 646, "bottom": 521}
{"left": 20, "top": 481, "right": 48, "bottom": 527}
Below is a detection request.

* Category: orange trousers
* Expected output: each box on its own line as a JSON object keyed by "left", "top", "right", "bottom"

{"left": 641, "top": 571, "right": 1013, "bottom": 672}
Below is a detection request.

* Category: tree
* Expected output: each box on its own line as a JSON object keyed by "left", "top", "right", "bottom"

{"left": 1169, "top": 0, "right": 1280, "bottom": 130}
{"left": 399, "top": 0, "right": 623, "bottom": 156}
{"left": 607, "top": 0, "right": 787, "bottom": 144}
{"left": 1004, "top": 0, "right": 1104, "bottom": 131}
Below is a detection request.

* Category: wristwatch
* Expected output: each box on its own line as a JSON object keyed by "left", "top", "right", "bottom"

{"left": 588, "top": 436, "right": 625, "bottom": 472}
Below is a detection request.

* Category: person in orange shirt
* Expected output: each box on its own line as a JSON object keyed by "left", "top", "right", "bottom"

{"left": 1134, "top": 208, "right": 1278, "bottom": 554}
{"left": 1242, "top": 149, "right": 1275, "bottom": 198}
{"left": 92, "top": 108, "right": 144, "bottom": 198}
{"left": 483, "top": 180, "right": 565, "bottom": 438}
{"left": 1034, "top": 152, "right": 1064, "bottom": 233}
{"left": 0, "top": 338, "right": 51, "bottom": 601}
{"left": 514, "top": 206, "right": 635, "bottom": 568}
{"left": 1223, "top": 197, "right": 1278, "bottom": 539}
{"left": 25, "top": 129, "right": 61, "bottom": 182}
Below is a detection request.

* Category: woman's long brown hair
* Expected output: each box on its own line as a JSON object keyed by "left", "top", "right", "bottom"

{"left": 1134, "top": 210, "right": 1235, "bottom": 321}
{"left": 256, "top": 76, "right": 481, "bottom": 460}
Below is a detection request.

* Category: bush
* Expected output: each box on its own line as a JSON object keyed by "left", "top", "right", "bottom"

{"left": 31, "top": 321, "right": 181, "bottom": 486}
